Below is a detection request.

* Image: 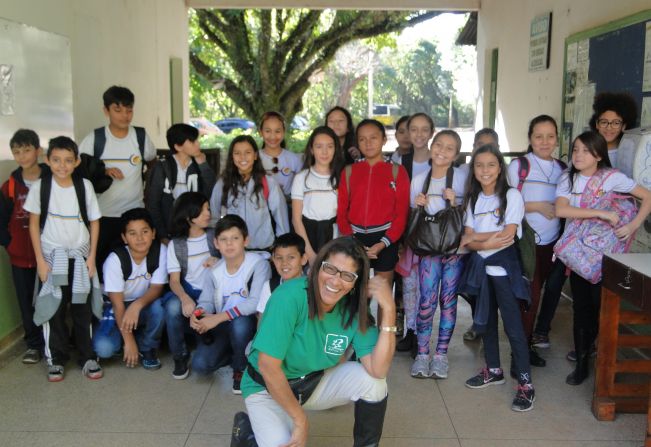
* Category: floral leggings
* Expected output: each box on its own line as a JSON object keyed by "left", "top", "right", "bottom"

{"left": 416, "top": 254, "right": 465, "bottom": 356}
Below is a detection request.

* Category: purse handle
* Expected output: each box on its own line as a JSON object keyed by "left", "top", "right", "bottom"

{"left": 420, "top": 166, "right": 455, "bottom": 210}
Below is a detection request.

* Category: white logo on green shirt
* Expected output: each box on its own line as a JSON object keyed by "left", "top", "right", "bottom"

{"left": 324, "top": 334, "right": 349, "bottom": 356}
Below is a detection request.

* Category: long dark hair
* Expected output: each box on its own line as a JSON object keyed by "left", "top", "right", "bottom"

{"left": 568, "top": 131, "right": 612, "bottom": 190}
{"left": 170, "top": 191, "right": 209, "bottom": 238}
{"left": 463, "top": 144, "right": 510, "bottom": 225}
{"left": 325, "top": 106, "right": 356, "bottom": 151}
{"left": 526, "top": 114, "right": 558, "bottom": 153}
{"left": 221, "top": 135, "right": 267, "bottom": 208}
{"left": 307, "top": 237, "right": 371, "bottom": 331}
{"left": 302, "top": 126, "right": 344, "bottom": 189}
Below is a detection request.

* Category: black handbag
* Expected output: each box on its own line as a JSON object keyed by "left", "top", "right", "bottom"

{"left": 247, "top": 362, "right": 324, "bottom": 405}
{"left": 405, "top": 166, "right": 464, "bottom": 256}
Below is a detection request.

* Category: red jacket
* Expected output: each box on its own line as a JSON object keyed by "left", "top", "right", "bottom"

{"left": 337, "top": 160, "right": 410, "bottom": 245}
{"left": 0, "top": 166, "right": 45, "bottom": 268}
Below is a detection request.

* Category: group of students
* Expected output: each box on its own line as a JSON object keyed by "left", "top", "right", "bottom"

{"left": 1, "top": 83, "right": 649, "bottom": 426}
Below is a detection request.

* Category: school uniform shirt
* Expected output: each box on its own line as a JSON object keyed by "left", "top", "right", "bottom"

{"left": 390, "top": 151, "right": 402, "bottom": 164}
{"left": 291, "top": 168, "right": 338, "bottom": 220}
{"left": 79, "top": 126, "right": 157, "bottom": 218}
{"left": 411, "top": 160, "right": 431, "bottom": 181}
{"left": 209, "top": 176, "right": 289, "bottom": 250}
{"left": 172, "top": 155, "right": 190, "bottom": 199}
{"left": 609, "top": 149, "right": 618, "bottom": 169}
{"left": 259, "top": 149, "right": 303, "bottom": 197}
{"left": 464, "top": 188, "right": 524, "bottom": 276}
{"left": 458, "top": 163, "right": 471, "bottom": 178}
{"left": 507, "top": 153, "right": 564, "bottom": 245}
{"left": 556, "top": 170, "right": 636, "bottom": 210}
{"left": 23, "top": 178, "right": 101, "bottom": 251}
{"left": 242, "top": 277, "right": 379, "bottom": 399}
{"left": 103, "top": 244, "right": 168, "bottom": 302}
{"left": 409, "top": 167, "right": 467, "bottom": 212}
{"left": 167, "top": 235, "right": 212, "bottom": 290}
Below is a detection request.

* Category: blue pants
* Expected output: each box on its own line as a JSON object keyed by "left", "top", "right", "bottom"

{"left": 191, "top": 314, "right": 257, "bottom": 374}
{"left": 161, "top": 280, "right": 201, "bottom": 358}
{"left": 93, "top": 298, "right": 165, "bottom": 358}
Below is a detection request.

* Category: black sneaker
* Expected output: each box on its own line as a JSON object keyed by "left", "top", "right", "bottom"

{"left": 172, "top": 354, "right": 190, "bottom": 380}
{"left": 465, "top": 368, "right": 505, "bottom": 389}
{"left": 232, "top": 371, "right": 243, "bottom": 395}
{"left": 512, "top": 384, "right": 535, "bottom": 412}
{"left": 529, "top": 348, "right": 546, "bottom": 367}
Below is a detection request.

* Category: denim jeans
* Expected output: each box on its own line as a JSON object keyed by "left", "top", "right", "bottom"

{"left": 93, "top": 298, "right": 165, "bottom": 358}
{"left": 161, "top": 280, "right": 202, "bottom": 358}
{"left": 191, "top": 314, "right": 257, "bottom": 374}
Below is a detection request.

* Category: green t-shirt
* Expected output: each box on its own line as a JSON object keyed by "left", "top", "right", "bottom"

{"left": 241, "top": 277, "right": 379, "bottom": 398}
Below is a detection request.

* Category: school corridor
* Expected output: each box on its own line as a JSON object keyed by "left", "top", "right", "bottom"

{"left": 0, "top": 295, "right": 645, "bottom": 447}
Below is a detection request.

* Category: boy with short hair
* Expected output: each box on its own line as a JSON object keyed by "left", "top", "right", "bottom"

{"left": 190, "top": 214, "right": 271, "bottom": 394}
{"left": 0, "top": 129, "right": 47, "bottom": 363}
{"left": 93, "top": 207, "right": 167, "bottom": 370}
{"left": 146, "top": 123, "right": 216, "bottom": 242}
{"left": 256, "top": 232, "right": 307, "bottom": 315}
{"left": 24, "top": 136, "right": 103, "bottom": 382}
{"left": 79, "top": 86, "right": 157, "bottom": 274}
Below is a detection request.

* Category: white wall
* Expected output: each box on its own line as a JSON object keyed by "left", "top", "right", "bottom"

{"left": 476, "top": 0, "right": 650, "bottom": 152}
{"left": 0, "top": 0, "right": 189, "bottom": 149}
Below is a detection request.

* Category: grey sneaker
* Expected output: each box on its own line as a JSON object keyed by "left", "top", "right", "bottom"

{"left": 430, "top": 353, "right": 449, "bottom": 379}
{"left": 463, "top": 327, "right": 477, "bottom": 341}
{"left": 22, "top": 349, "right": 41, "bottom": 364}
{"left": 82, "top": 359, "right": 103, "bottom": 380}
{"left": 47, "top": 364, "right": 64, "bottom": 382}
{"left": 410, "top": 354, "right": 431, "bottom": 378}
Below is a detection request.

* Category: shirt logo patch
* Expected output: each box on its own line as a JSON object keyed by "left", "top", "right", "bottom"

{"left": 324, "top": 334, "right": 349, "bottom": 356}
{"left": 130, "top": 154, "right": 142, "bottom": 166}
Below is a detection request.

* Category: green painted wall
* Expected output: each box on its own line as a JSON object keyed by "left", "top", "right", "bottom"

{"left": 0, "top": 160, "right": 21, "bottom": 342}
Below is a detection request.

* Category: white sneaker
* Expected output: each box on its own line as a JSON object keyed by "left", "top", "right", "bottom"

{"left": 430, "top": 353, "right": 449, "bottom": 379}
{"left": 410, "top": 354, "right": 431, "bottom": 378}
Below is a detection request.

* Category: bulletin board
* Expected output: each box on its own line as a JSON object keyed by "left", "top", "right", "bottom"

{"left": 561, "top": 9, "right": 651, "bottom": 156}
{"left": 0, "top": 17, "right": 73, "bottom": 159}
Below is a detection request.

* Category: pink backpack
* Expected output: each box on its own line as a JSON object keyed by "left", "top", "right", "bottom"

{"left": 553, "top": 169, "right": 638, "bottom": 284}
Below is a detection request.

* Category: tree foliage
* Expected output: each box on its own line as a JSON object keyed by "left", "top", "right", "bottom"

{"left": 189, "top": 9, "right": 442, "bottom": 123}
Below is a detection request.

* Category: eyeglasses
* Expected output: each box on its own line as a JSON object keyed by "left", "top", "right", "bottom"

{"left": 597, "top": 119, "right": 623, "bottom": 129}
{"left": 321, "top": 261, "right": 358, "bottom": 283}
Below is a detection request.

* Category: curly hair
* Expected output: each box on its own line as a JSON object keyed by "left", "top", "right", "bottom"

{"left": 588, "top": 92, "right": 638, "bottom": 132}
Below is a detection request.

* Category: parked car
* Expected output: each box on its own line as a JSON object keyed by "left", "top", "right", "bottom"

{"left": 190, "top": 117, "right": 224, "bottom": 135}
{"left": 215, "top": 118, "right": 256, "bottom": 134}
{"left": 290, "top": 115, "right": 310, "bottom": 131}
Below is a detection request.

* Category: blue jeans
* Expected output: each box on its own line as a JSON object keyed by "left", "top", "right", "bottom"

{"left": 191, "top": 314, "right": 257, "bottom": 374}
{"left": 161, "top": 280, "right": 202, "bottom": 358}
{"left": 93, "top": 298, "right": 165, "bottom": 358}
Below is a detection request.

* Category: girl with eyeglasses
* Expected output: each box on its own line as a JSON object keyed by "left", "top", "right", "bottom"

{"left": 588, "top": 92, "right": 638, "bottom": 168}
{"left": 459, "top": 144, "right": 534, "bottom": 412}
{"left": 258, "top": 111, "right": 303, "bottom": 199}
{"left": 209, "top": 135, "right": 289, "bottom": 253}
{"left": 240, "top": 237, "right": 396, "bottom": 446}
{"left": 291, "top": 126, "right": 345, "bottom": 265}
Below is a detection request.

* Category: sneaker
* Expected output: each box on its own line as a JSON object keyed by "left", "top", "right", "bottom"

{"left": 465, "top": 368, "right": 505, "bottom": 389}
{"left": 47, "top": 364, "right": 64, "bottom": 382}
{"left": 566, "top": 344, "right": 597, "bottom": 362}
{"left": 531, "top": 333, "right": 550, "bottom": 349}
{"left": 511, "top": 384, "right": 535, "bottom": 412}
{"left": 22, "top": 349, "right": 41, "bottom": 364}
{"left": 82, "top": 359, "right": 103, "bottom": 380}
{"left": 529, "top": 348, "right": 546, "bottom": 367}
{"left": 172, "top": 354, "right": 190, "bottom": 380}
{"left": 232, "top": 371, "right": 243, "bottom": 395}
{"left": 410, "top": 354, "right": 431, "bottom": 378}
{"left": 140, "top": 350, "right": 161, "bottom": 370}
{"left": 430, "top": 353, "right": 449, "bottom": 379}
{"left": 463, "top": 327, "right": 477, "bottom": 341}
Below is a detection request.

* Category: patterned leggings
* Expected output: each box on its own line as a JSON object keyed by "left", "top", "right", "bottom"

{"left": 416, "top": 254, "right": 465, "bottom": 355}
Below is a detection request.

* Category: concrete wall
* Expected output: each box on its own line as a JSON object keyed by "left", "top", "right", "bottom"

{"left": 0, "top": 0, "right": 189, "bottom": 342}
{"left": 476, "top": 0, "right": 650, "bottom": 152}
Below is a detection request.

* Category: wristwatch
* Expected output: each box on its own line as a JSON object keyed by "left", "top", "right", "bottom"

{"left": 380, "top": 326, "right": 398, "bottom": 333}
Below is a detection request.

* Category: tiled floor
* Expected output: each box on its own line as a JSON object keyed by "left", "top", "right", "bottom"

{"left": 0, "top": 297, "right": 645, "bottom": 446}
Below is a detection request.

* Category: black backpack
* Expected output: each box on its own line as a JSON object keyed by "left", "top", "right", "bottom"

{"left": 113, "top": 240, "right": 162, "bottom": 281}
{"left": 89, "top": 126, "right": 148, "bottom": 192}
{"left": 93, "top": 126, "right": 146, "bottom": 160}
{"left": 39, "top": 171, "right": 89, "bottom": 230}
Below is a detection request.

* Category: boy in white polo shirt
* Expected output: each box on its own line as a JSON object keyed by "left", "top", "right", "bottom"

{"left": 93, "top": 208, "right": 167, "bottom": 370}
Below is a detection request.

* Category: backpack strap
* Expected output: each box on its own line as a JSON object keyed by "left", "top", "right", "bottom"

{"left": 93, "top": 127, "right": 106, "bottom": 159}
{"left": 205, "top": 228, "right": 220, "bottom": 257}
{"left": 261, "top": 175, "right": 270, "bottom": 202}
{"left": 39, "top": 172, "right": 52, "bottom": 231}
{"left": 516, "top": 156, "right": 530, "bottom": 192}
{"left": 7, "top": 176, "right": 15, "bottom": 201}
{"left": 269, "top": 274, "right": 281, "bottom": 293}
{"left": 72, "top": 174, "right": 90, "bottom": 228}
{"left": 113, "top": 245, "right": 133, "bottom": 281}
{"left": 134, "top": 126, "right": 146, "bottom": 158}
{"left": 392, "top": 162, "right": 399, "bottom": 182}
{"left": 162, "top": 156, "right": 177, "bottom": 192}
{"left": 344, "top": 165, "right": 352, "bottom": 200}
{"left": 580, "top": 169, "right": 616, "bottom": 209}
{"left": 172, "top": 237, "right": 189, "bottom": 278}
{"left": 146, "top": 240, "right": 161, "bottom": 277}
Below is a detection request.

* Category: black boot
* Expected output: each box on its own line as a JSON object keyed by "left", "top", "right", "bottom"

{"left": 396, "top": 329, "right": 415, "bottom": 352}
{"left": 353, "top": 396, "right": 388, "bottom": 447}
{"left": 566, "top": 329, "right": 589, "bottom": 386}
{"left": 529, "top": 347, "right": 546, "bottom": 367}
{"left": 230, "top": 412, "right": 258, "bottom": 447}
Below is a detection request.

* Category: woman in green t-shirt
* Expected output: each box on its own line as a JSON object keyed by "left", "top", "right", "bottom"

{"left": 237, "top": 237, "right": 396, "bottom": 447}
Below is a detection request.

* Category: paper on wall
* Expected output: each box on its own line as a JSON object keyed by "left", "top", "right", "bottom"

{"left": 642, "top": 96, "right": 651, "bottom": 127}
{"left": 643, "top": 22, "right": 651, "bottom": 92}
{"left": 567, "top": 42, "right": 578, "bottom": 71}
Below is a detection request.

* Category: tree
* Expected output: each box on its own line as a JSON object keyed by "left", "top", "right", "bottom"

{"left": 189, "top": 9, "right": 443, "bottom": 124}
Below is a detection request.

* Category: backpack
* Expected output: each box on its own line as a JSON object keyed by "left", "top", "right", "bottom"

{"left": 172, "top": 228, "right": 220, "bottom": 278}
{"left": 93, "top": 126, "right": 146, "bottom": 160}
{"left": 39, "top": 171, "right": 89, "bottom": 231}
{"left": 553, "top": 169, "right": 638, "bottom": 284}
{"left": 91, "top": 126, "right": 147, "bottom": 190}
{"left": 113, "top": 239, "right": 162, "bottom": 281}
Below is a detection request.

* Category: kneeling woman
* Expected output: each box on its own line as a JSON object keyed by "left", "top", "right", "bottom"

{"left": 241, "top": 237, "right": 396, "bottom": 447}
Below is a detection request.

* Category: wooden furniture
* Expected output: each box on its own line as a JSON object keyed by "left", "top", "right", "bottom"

{"left": 593, "top": 253, "right": 651, "bottom": 445}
